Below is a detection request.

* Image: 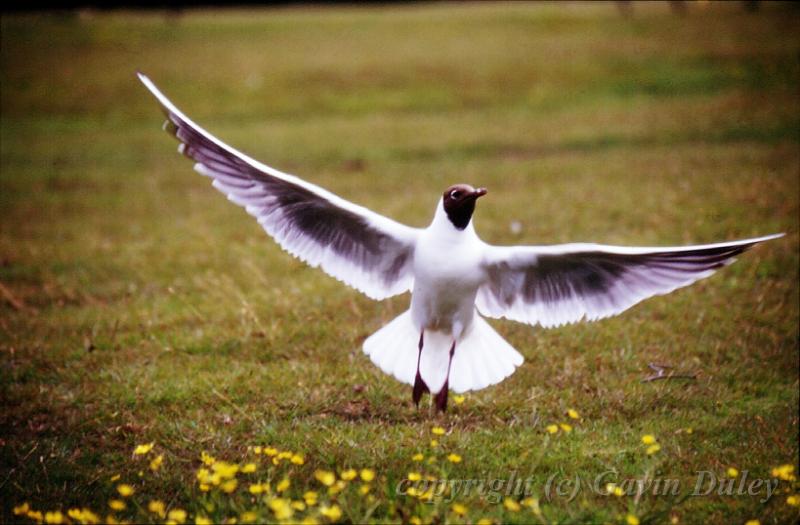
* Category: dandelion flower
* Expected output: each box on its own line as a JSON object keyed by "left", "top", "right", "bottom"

{"left": 116, "top": 484, "right": 134, "bottom": 497}
{"left": 626, "top": 514, "right": 640, "bottom": 525}
{"left": 168, "top": 509, "right": 187, "bottom": 524}
{"left": 476, "top": 519, "right": 493, "bottom": 525}
{"left": 13, "top": 503, "right": 30, "bottom": 515}
{"left": 546, "top": 424, "right": 558, "bottom": 434}
{"left": 430, "top": 439, "right": 439, "bottom": 448}
{"left": 409, "top": 517, "right": 422, "bottom": 525}
{"left": 771, "top": 464, "right": 796, "bottom": 481}
{"left": 408, "top": 472, "right": 422, "bottom": 481}
{"left": 150, "top": 454, "right": 164, "bottom": 471}
{"left": 301, "top": 518, "right": 319, "bottom": 525}
{"left": 787, "top": 495, "right": 799, "bottom": 506}
{"left": 276, "top": 478, "right": 290, "bottom": 493}
{"left": 432, "top": 426, "right": 446, "bottom": 436}
{"left": 108, "top": 500, "right": 126, "bottom": 511}
{"left": 290, "top": 454, "right": 305, "bottom": 465}
{"left": 303, "top": 491, "right": 318, "bottom": 506}
{"left": 646, "top": 444, "right": 661, "bottom": 455}
{"left": 44, "top": 511, "right": 63, "bottom": 524}
{"left": 110, "top": 474, "right": 120, "bottom": 482}
{"left": 267, "top": 498, "right": 293, "bottom": 520}
{"left": 567, "top": 409, "right": 579, "bottom": 419}
{"left": 685, "top": 427, "right": 693, "bottom": 434}
{"left": 253, "top": 446, "right": 262, "bottom": 455}
{"left": 27, "top": 510, "right": 44, "bottom": 522}
{"left": 727, "top": 467, "right": 739, "bottom": 478}
{"left": 447, "top": 453, "right": 462, "bottom": 463}
{"left": 241, "top": 463, "right": 256, "bottom": 474}
{"left": 212, "top": 461, "right": 239, "bottom": 479}
{"left": 314, "top": 470, "right": 336, "bottom": 487}
{"left": 263, "top": 447, "right": 278, "bottom": 457}
{"left": 606, "top": 483, "right": 624, "bottom": 497}
{"left": 641, "top": 434, "right": 656, "bottom": 445}
{"left": 320, "top": 504, "right": 342, "bottom": 522}
{"left": 221, "top": 479, "right": 238, "bottom": 493}
{"left": 200, "top": 451, "right": 215, "bottom": 466}
{"left": 148, "top": 500, "right": 166, "bottom": 518}
{"left": 559, "top": 423, "right": 573, "bottom": 433}
{"left": 340, "top": 469, "right": 357, "bottom": 481}
{"left": 503, "top": 498, "right": 521, "bottom": 512}
{"left": 412, "top": 453, "right": 424, "bottom": 462}
{"left": 451, "top": 503, "right": 467, "bottom": 515}
{"left": 328, "top": 480, "right": 346, "bottom": 496}
{"left": 249, "top": 483, "right": 265, "bottom": 495}
{"left": 240, "top": 511, "right": 257, "bottom": 524}
{"left": 195, "top": 517, "right": 212, "bottom": 525}
{"left": 453, "top": 395, "right": 465, "bottom": 405}
{"left": 360, "top": 468, "right": 375, "bottom": 482}
{"left": 359, "top": 484, "right": 371, "bottom": 495}
{"left": 744, "top": 521, "right": 760, "bottom": 525}
{"left": 134, "top": 442, "right": 154, "bottom": 455}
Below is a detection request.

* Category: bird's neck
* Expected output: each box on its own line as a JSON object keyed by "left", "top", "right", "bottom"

{"left": 429, "top": 199, "right": 478, "bottom": 241}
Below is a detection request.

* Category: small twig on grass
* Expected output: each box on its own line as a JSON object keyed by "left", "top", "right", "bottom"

{"left": 0, "top": 280, "right": 26, "bottom": 311}
{"left": 641, "top": 362, "right": 697, "bottom": 383}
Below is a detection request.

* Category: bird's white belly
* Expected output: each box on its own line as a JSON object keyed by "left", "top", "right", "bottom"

{"left": 410, "top": 238, "right": 485, "bottom": 337}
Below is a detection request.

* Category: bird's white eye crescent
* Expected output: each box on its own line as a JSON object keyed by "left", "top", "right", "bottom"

{"left": 450, "top": 190, "right": 461, "bottom": 199}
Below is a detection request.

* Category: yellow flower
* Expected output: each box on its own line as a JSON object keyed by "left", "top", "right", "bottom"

{"left": 148, "top": 500, "right": 166, "bottom": 518}
{"left": 476, "top": 519, "right": 493, "bottom": 525}
{"left": 432, "top": 426, "right": 446, "bottom": 435}
{"left": 44, "top": 511, "right": 63, "bottom": 524}
{"left": 110, "top": 474, "right": 120, "bottom": 482}
{"left": 359, "top": 484, "right": 371, "bottom": 495}
{"left": 685, "top": 427, "right": 693, "bottom": 434}
{"left": 108, "top": 500, "right": 126, "bottom": 511}
{"left": 199, "top": 484, "right": 210, "bottom": 492}
{"left": 410, "top": 517, "right": 422, "bottom": 525}
{"left": 567, "top": 408, "right": 580, "bottom": 419}
{"left": 408, "top": 472, "right": 422, "bottom": 481}
{"left": 301, "top": 518, "right": 319, "bottom": 525}
{"left": 134, "top": 442, "right": 154, "bottom": 455}
{"left": 200, "top": 451, "right": 215, "bottom": 466}
{"left": 546, "top": 424, "right": 558, "bottom": 434}
{"left": 453, "top": 394, "right": 465, "bottom": 404}
{"left": 168, "top": 509, "right": 187, "bottom": 524}
{"left": 360, "top": 468, "right": 375, "bottom": 482}
{"left": 328, "top": 480, "right": 346, "bottom": 496}
{"left": 340, "top": 469, "right": 357, "bottom": 481}
{"left": 27, "top": 510, "right": 44, "bottom": 522}
{"left": 744, "top": 521, "right": 760, "bottom": 525}
{"left": 221, "top": 479, "right": 238, "bottom": 493}
{"left": 291, "top": 454, "right": 305, "bottom": 465}
{"left": 315, "top": 470, "right": 336, "bottom": 486}
{"left": 267, "top": 498, "right": 293, "bottom": 520}
{"left": 150, "top": 454, "right": 164, "bottom": 471}
{"left": 116, "top": 484, "right": 134, "bottom": 497}
{"left": 263, "top": 447, "right": 278, "bottom": 457}
{"left": 277, "top": 451, "right": 293, "bottom": 460}
{"left": 646, "top": 444, "right": 661, "bottom": 455}
{"left": 787, "top": 495, "right": 800, "bottom": 506}
{"left": 430, "top": 439, "right": 439, "bottom": 448}
{"left": 559, "top": 423, "right": 573, "bottom": 433}
{"left": 252, "top": 446, "right": 262, "bottom": 455}
{"left": 451, "top": 503, "right": 467, "bottom": 515}
{"left": 771, "top": 464, "right": 796, "bottom": 481}
{"left": 641, "top": 434, "right": 656, "bottom": 445}
{"left": 320, "top": 504, "right": 342, "bottom": 521}
{"left": 447, "top": 453, "right": 462, "bottom": 463}
{"left": 626, "top": 514, "right": 640, "bottom": 525}
{"left": 291, "top": 501, "right": 306, "bottom": 511}
{"left": 212, "top": 461, "right": 239, "bottom": 479}
{"left": 195, "top": 517, "right": 212, "bottom": 525}
{"left": 606, "top": 483, "right": 624, "bottom": 497}
{"left": 412, "top": 453, "right": 424, "bottom": 462}
{"left": 13, "top": 503, "right": 30, "bottom": 515}
{"left": 503, "top": 498, "right": 521, "bottom": 512}
{"left": 303, "top": 491, "right": 319, "bottom": 506}
{"left": 727, "top": 467, "right": 739, "bottom": 478}
{"left": 240, "top": 511, "right": 257, "bottom": 523}
{"left": 241, "top": 463, "right": 256, "bottom": 473}
{"left": 276, "top": 478, "right": 290, "bottom": 493}
{"left": 249, "top": 483, "right": 268, "bottom": 494}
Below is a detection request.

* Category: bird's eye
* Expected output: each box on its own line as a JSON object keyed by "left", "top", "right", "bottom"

{"left": 450, "top": 190, "right": 461, "bottom": 199}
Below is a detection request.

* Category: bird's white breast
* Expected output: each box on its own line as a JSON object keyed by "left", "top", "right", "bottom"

{"left": 410, "top": 226, "right": 487, "bottom": 337}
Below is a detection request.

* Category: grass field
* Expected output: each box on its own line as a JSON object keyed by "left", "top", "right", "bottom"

{"left": 1, "top": 2, "right": 798, "bottom": 524}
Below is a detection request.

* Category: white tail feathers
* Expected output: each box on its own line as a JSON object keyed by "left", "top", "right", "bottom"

{"left": 363, "top": 310, "right": 524, "bottom": 394}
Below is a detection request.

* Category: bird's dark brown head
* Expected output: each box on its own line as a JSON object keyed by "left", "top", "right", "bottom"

{"left": 442, "top": 184, "right": 487, "bottom": 230}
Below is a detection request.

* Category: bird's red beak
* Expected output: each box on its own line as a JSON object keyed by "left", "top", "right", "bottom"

{"left": 472, "top": 187, "right": 488, "bottom": 199}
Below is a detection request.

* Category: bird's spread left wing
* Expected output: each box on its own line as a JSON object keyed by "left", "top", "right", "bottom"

{"left": 138, "top": 72, "right": 419, "bottom": 300}
{"left": 477, "top": 234, "right": 782, "bottom": 328}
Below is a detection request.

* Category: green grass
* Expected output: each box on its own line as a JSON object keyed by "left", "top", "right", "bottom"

{"left": 1, "top": 2, "right": 798, "bottom": 524}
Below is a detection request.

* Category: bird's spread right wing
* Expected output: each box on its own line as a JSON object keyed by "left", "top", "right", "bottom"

{"left": 138, "top": 72, "right": 420, "bottom": 300}
{"left": 478, "top": 234, "right": 782, "bottom": 328}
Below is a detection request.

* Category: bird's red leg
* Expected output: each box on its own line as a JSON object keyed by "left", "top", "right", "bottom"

{"left": 435, "top": 340, "right": 456, "bottom": 412}
{"left": 412, "top": 330, "right": 429, "bottom": 407}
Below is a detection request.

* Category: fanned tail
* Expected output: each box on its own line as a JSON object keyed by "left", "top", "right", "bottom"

{"left": 363, "top": 310, "right": 524, "bottom": 394}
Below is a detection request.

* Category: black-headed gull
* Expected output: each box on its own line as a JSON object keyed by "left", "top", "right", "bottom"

{"left": 138, "top": 73, "right": 783, "bottom": 411}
